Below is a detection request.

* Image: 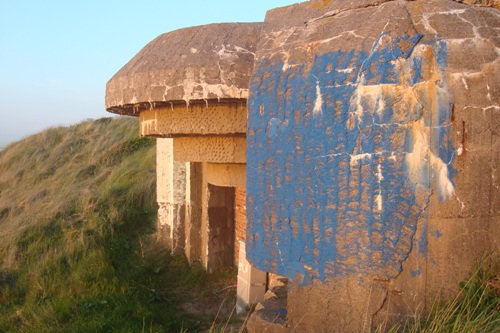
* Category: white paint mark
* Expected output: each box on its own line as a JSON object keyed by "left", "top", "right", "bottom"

{"left": 377, "top": 164, "right": 384, "bottom": 182}
{"left": 180, "top": 67, "right": 248, "bottom": 103}
{"left": 317, "top": 150, "right": 401, "bottom": 161}
{"left": 431, "top": 153, "right": 455, "bottom": 199}
{"left": 276, "top": 241, "right": 286, "bottom": 269}
{"left": 461, "top": 77, "right": 469, "bottom": 90}
{"left": 215, "top": 44, "right": 239, "bottom": 61}
{"left": 336, "top": 67, "right": 355, "bottom": 73}
{"left": 278, "top": 27, "right": 297, "bottom": 47}
{"left": 190, "top": 47, "right": 198, "bottom": 54}
{"left": 376, "top": 194, "right": 383, "bottom": 211}
{"left": 282, "top": 53, "right": 291, "bottom": 72}
{"left": 421, "top": 14, "right": 438, "bottom": 35}
{"left": 406, "top": 119, "right": 455, "bottom": 200}
{"left": 455, "top": 192, "right": 465, "bottom": 210}
{"left": 350, "top": 153, "right": 372, "bottom": 165}
{"left": 456, "top": 144, "right": 464, "bottom": 156}
{"left": 442, "top": 9, "right": 467, "bottom": 15}
{"left": 234, "top": 45, "right": 256, "bottom": 56}
{"left": 313, "top": 81, "right": 323, "bottom": 116}
{"left": 217, "top": 44, "right": 227, "bottom": 57}
{"left": 376, "top": 163, "right": 384, "bottom": 211}
{"left": 485, "top": 75, "right": 492, "bottom": 101}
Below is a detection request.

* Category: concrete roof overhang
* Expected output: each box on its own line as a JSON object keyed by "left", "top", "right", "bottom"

{"left": 105, "top": 22, "right": 263, "bottom": 116}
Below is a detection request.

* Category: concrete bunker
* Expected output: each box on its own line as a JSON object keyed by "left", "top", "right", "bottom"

{"left": 106, "top": 1, "right": 499, "bottom": 332}
{"left": 105, "top": 22, "right": 267, "bottom": 311}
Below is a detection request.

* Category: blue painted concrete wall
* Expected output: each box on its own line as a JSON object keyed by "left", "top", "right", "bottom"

{"left": 246, "top": 34, "right": 456, "bottom": 283}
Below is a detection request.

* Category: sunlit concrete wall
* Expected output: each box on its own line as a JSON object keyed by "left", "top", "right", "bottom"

{"left": 246, "top": 0, "right": 499, "bottom": 331}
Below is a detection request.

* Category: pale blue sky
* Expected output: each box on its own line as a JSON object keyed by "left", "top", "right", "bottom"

{"left": 0, "top": 1, "right": 299, "bottom": 147}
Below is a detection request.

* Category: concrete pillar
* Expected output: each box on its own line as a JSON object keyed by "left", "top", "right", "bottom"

{"left": 234, "top": 187, "right": 247, "bottom": 265}
{"left": 184, "top": 162, "right": 205, "bottom": 263}
{"left": 234, "top": 189, "right": 267, "bottom": 314}
{"left": 236, "top": 240, "right": 267, "bottom": 314}
{"left": 156, "top": 138, "right": 185, "bottom": 252}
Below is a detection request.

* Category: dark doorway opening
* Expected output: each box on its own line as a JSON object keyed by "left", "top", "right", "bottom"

{"left": 207, "top": 184, "right": 235, "bottom": 272}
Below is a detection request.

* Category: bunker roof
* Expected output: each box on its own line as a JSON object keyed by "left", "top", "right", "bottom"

{"left": 106, "top": 22, "right": 263, "bottom": 115}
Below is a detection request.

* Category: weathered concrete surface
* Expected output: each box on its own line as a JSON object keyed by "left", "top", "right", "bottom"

{"left": 246, "top": 277, "right": 288, "bottom": 333}
{"left": 454, "top": 0, "right": 500, "bottom": 8}
{"left": 235, "top": 188, "right": 248, "bottom": 264}
{"left": 246, "top": 0, "right": 499, "bottom": 331}
{"left": 173, "top": 137, "right": 246, "bottom": 163}
{"left": 106, "top": 23, "right": 262, "bottom": 115}
{"left": 156, "top": 138, "right": 186, "bottom": 252}
{"left": 105, "top": 23, "right": 259, "bottom": 273}
{"left": 236, "top": 240, "right": 268, "bottom": 315}
{"left": 139, "top": 103, "right": 247, "bottom": 137}
{"left": 206, "top": 163, "right": 246, "bottom": 188}
{"left": 184, "top": 162, "right": 205, "bottom": 264}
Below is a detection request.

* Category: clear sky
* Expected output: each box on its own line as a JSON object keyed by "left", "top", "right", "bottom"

{"left": 0, "top": 1, "right": 299, "bottom": 148}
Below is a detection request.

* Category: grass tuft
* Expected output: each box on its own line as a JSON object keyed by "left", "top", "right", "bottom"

{"left": 380, "top": 252, "right": 500, "bottom": 333}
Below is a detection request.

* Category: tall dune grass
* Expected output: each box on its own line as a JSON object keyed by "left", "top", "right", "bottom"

{"left": 382, "top": 253, "right": 500, "bottom": 333}
{"left": 0, "top": 117, "right": 236, "bottom": 332}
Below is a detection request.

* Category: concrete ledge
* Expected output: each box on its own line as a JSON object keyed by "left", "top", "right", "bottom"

{"left": 174, "top": 137, "right": 246, "bottom": 163}
{"left": 207, "top": 163, "right": 246, "bottom": 188}
{"left": 139, "top": 103, "right": 247, "bottom": 137}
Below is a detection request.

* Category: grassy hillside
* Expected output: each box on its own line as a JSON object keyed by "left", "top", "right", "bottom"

{"left": 0, "top": 118, "right": 236, "bottom": 333}
{"left": 1, "top": 117, "right": 496, "bottom": 333}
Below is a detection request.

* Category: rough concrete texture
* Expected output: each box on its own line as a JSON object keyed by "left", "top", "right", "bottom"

{"left": 156, "top": 138, "right": 186, "bottom": 252}
{"left": 235, "top": 187, "right": 248, "bottom": 264}
{"left": 173, "top": 136, "right": 246, "bottom": 163}
{"left": 104, "top": 23, "right": 256, "bottom": 273}
{"left": 184, "top": 162, "right": 205, "bottom": 264}
{"left": 236, "top": 240, "right": 268, "bottom": 314}
{"left": 139, "top": 103, "right": 247, "bottom": 137}
{"left": 246, "top": 277, "right": 289, "bottom": 333}
{"left": 106, "top": 23, "right": 262, "bottom": 115}
{"left": 156, "top": 139, "right": 187, "bottom": 204}
{"left": 246, "top": 0, "right": 499, "bottom": 331}
{"left": 206, "top": 163, "right": 246, "bottom": 188}
{"left": 454, "top": 0, "right": 500, "bottom": 8}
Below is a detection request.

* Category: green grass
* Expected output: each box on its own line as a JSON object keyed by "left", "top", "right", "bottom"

{"left": 380, "top": 253, "right": 500, "bottom": 333}
{"left": 5, "top": 117, "right": 495, "bottom": 333}
{"left": 0, "top": 117, "right": 237, "bottom": 333}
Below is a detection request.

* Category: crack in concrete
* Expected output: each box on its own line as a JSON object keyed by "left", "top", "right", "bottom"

{"left": 306, "top": 0, "right": 398, "bottom": 25}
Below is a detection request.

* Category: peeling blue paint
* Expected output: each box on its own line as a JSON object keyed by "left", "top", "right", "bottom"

{"left": 419, "top": 220, "right": 429, "bottom": 256}
{"left": 393, "top": 34, "right": 423, "bottom": 59}
{"left": 433, "top": 230, "right": 442, "bottom": 238}
{"left": 411, "top": 268, "right": 422, "bottom": 278}
{"left": 246, "top": 34, "right": 455, "bottom": 283}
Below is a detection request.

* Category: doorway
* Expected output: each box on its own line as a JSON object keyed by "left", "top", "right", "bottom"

{"left": 207, "top": 184, "right": 235, "bottom": 272}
